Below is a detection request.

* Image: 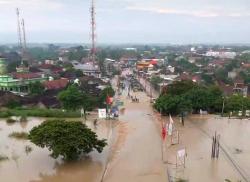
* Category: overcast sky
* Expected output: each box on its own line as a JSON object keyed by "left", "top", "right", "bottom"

{"left": 0, "top": 0, "right": 250, "bottom": 44}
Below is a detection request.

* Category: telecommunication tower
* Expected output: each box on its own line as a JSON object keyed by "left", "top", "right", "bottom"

{"left": 16, "top": 8, "right": 23, "bottom": 50}
{"left": 21, "top": 18, "right": 27, "bottom": 50}
{"left": 90, "top": 0, "right": 96, "bottom": 63}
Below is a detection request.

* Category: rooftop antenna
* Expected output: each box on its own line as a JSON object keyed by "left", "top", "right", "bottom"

{"left": 16, "top": 8, "right": 23, "bottom": 51}
{"left": 21, "top": 18, "right": 27, "bottom": 50}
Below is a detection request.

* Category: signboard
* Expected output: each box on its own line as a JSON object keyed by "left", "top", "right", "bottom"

{"left": 98, "top": 109, "right": 107, "bottom": 119}
{"left": 177, "top": 149, "right": 186, "bottom": 158}
{"left": 238, "top": 111, "right": 242, "bottom": 116}
{"left": 246, "top": 110, "right": 250, "bottom": 117}
{"left": 176, "top": 148, "right": 186, "bottom": 168}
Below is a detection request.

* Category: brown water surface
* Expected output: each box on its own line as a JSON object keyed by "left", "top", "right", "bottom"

{"left": 0, "top": 117, "right": 110, "bottom": 182}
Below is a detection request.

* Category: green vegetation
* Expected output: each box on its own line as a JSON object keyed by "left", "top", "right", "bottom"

{"left": 98, "top": 86, "right": 115, "bottom": 107}
{"left": 20, "top": 115, "right": 27, "bottom": 122}
{"left": 0, "top": 155, "right": 9, "bottom": 161}
{"left": 176, "top": 58, "right": 199, "bottom": 72}
{"left": 6, "top": 118, "right": 17, "bottom": 123}
{"left": 29, "top": 47, "right": 58, "bottom": 61}
{"left": 9, "top": 132, "right": 28, "bottom": 140}
{"left": 6, "top": 100, "right": 21, "bottom": 109}
{"left": 224, "top": 95, "right": 250, "bottom": 113}
{"left": 58, "top": 85, "right": 96, "bottom": 111}
{"left": 154, "top": 80, "right": 223, "bottom": 115}
{"left": 0, "top": 108, "right": 80, "bottom": 118}
{"left": 29, "top": 120, "right": 107, "bottom": 161}
{"left": 155, "top": 80, "right": 250, "bottom": 116}
{"left": 66, "top": 46, "right": 88, "bottom": 61}
{"left": 176, "top": 179, "right": 188, "bottom": 182}
{"left": 150, "top": 76, "right": 163, "bottom": 89}
{"left": 29, "top": 81, "right": 45, "bottom": 95}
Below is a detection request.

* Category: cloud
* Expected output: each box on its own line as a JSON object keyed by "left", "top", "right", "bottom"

{"left": 126, "top": 6, "right": 250, "bottom": 18}
{"left": 0, "top": 0, "right": 64, "bottom": 11}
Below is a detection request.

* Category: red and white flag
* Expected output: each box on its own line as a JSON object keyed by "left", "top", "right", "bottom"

{"left": 168, "top": 115, "right": 174, "bottom": 136}
{"left": 162, "top": 125, "right": 167, "bottom": 140}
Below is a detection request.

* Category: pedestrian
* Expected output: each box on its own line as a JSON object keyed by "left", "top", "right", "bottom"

{"left": 94, "top": 119, "right": 98, "bottom": 127}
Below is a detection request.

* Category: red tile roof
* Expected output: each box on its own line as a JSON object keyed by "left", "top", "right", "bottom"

{"left": 242, "top": 64, "right": 250, "bottom": 69}
{"left": 39, "top": 64, "right": 63, "bottom": 73}
{"left": 43, "top": 79, "right": 69, "bottom": 90}
{"left": 12, "top": 73, "right": 41, "bottom": 79}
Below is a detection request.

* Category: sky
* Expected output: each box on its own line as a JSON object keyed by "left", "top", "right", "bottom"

{"left": 0, "top": 0, "right": 250, "bottom": 44}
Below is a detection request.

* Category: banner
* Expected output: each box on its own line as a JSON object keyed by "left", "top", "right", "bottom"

{"left": 177, "top": 149, "right": 186, "bottom": 158}
{"left": 98, "top": 109, "right": 107, "bottom": 119}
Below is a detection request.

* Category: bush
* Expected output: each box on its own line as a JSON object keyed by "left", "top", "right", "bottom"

{"left": 9, "top": 132, "right": 29, "bottom": 140}
{"left": 0, "top": 108, "right": 80, "bottom": 118}
{"left": 6, "top": 100, "right": 21, "bottom": 109}
{"left": 0, "top": 155, "right": 9, "bottom": 161}
{"left": 6, "top": 118, "right": 16, "bottom": 124}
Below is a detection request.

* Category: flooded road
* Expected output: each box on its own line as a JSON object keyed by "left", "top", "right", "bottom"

{"left": 104, "top": 91, "right": 167, "bottom": 182}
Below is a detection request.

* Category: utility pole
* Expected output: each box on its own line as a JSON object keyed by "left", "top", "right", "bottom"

{"left": 221, "top": 96, "right": 225, "bottom": 117}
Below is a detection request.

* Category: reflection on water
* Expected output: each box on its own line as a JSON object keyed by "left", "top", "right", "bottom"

{"left": 0, "top": 117, "right": 109, "bottom": 182}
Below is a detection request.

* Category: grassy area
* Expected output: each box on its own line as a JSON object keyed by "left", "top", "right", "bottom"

{"left": 6, "top": 118, "right": 17, "bottom": 124}
{"left": 8, "top": 132, "right": 29, "bottom": 140}
{"left": 0, "top": 155, "right": 9, "bottom": 161}
{"left": 0, "top": 108, "right": 81, "bottom": 118}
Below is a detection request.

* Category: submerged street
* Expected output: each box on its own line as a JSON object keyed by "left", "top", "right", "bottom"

{"left": 104, "top": 90, "right": 167, "bottom": 182}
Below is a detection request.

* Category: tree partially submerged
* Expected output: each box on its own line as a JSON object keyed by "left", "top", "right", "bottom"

{"left": 28, "top": 120, "right": 107, "bottom": 161}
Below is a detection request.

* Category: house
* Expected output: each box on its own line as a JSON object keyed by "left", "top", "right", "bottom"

{"left": 233, "top": 79, "right": 248, "bottom": 97}
{"left": 72, "top": 62, "right": 101, "bottom": 78}
{"left": 43, "top": 78, "right": 69, "bottom": 91}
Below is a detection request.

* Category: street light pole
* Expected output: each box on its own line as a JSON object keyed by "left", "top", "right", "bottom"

{"left": 221, "top": 96, "right": 225, "bottom": 117}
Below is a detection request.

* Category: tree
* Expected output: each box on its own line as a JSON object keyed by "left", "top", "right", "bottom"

{"left": 75, "top": 69, "right": 83, "bottom": 78}
{"left": 154, "top": 95, "right": 192, "bottom": 115}
{"left": 207, "top": 86, "right": 223, "bottom": 112}
{"left": 166, "top": 80, "right": 197, "bottom": 96}
{"left": 28, "top": 120, "right": 107, "bottom": 160}
{"left": 98, "top": 86, "right": 115, "bottom": 107}
{"left": 58, "top": 85, "right": 97, "bottom": 112}
{"left": 155, "top": 81, "right": 223, "bottom": 115}
{"left": 58, "top": 85, "right": 85, "bottom": 111}
{"left": 184, "top": 87, "right": 210, "bottom": 112}
{"left": 29, "top": 81, "right": 45, "bottom": 95}
{"left": 225, "top": 95, "right": 250, "bottom": 112}
{"left": 150, "top": 76, "right": 163, "bottom": 89}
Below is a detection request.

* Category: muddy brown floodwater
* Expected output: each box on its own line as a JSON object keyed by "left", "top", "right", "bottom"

{"left": 0, "top": 117, "right": 111, "bottom": 182}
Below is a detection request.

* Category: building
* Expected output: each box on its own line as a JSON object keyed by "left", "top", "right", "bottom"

{"left": 0, "top": 58, "right": 48, "bottom": 94}
{"left": 72, "top": 61, "right": 101, "bottom": 78}
{"left": 104, "top": 58, "right": 116, "bottom": 76}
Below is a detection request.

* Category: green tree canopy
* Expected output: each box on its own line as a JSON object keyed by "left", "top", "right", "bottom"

{"left": 98, "top": 86, "right": 115, "bottom": 107}
{"left": 150, "top": 76, "right": 163, "bottom": 89}
{"left": 166, "top": 80, "right": 197, "bottom": 96}
{"left": 225, "top": 95, "right": 250, "bottom": 112}
{"left": 28, "top": 120, "right": 107, "bottom": 160}
{"left": 58, "top": 85, "right": 97, "bottom": 111}
{"left": 155, "top": 81, "right": 224, "bottom": 115}
{"left": 58, "top": 85, "right": 84, "bottom": 111}
{"left": 29, "top": 81, "right": 45, "bottom": 95}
